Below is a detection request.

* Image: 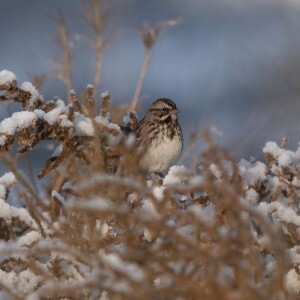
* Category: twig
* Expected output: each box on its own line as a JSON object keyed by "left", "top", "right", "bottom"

{"left": 130, "top": 47, "right": 152, "bottom": 112}
{"left": 83, "top": 0, "right": 110, "bottom": 94}
{"left": 130, "top": 19, "right": 182, "bottom": 112}
{"left": 52, "top": 12, "right": 73, "bottom": 102}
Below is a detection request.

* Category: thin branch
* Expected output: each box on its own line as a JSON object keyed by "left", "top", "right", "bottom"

{"left": 52, "top": 12, "right": 73, "bottom": 102}
{"left": 130, "top": 18, "right": 182, "bottom": 111}
{"left": 83, "top": 0, "right": 110, "bottom": 94}
{"left": 130, "top": 47, "right": 152, "bottom": 112}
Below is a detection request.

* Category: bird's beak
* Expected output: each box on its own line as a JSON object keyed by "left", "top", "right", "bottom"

{"left": 171, "top": 109, "right": 179, "bottom": 121}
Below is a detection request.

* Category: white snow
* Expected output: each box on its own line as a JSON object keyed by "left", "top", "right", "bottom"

{"left": 43, "top": 101, "right": 67, "bottom": 125}
{"left": 17, "top": 231, "right": 41, "bottom": 247}
{"left": 95, "top": 221, "right": 109, "bottom": 238}
{"left": 239, "top": 159, "right": 266, "bottom": 187}
{"left": 188, "top": 203, "right": 215, "bottom": 225}
{"left": 100, "top": 291, "right": 110, "bottom": 300}
{"left": 258, "top": 201, "right": 300, "bottom": 227}
{"left": 101, "top": 90, "right": 109, "bottom": 98}
{"left": 0, "top": 199, "right": 12, "bottom": 221}
{"left": 143, "top": 228, "right": 154, "bottom": 242}
{"left": 100, "top": 252, "right": 145, "bottom": 282}
{"left": 152, "top": 186, "right": 165, "bottom": 201}
{"left": 0, "top": 135, "right": 7, "bottom": 146}
{"left": 263, "top": 141, "right": 282, "bottom": 157}
{"left": 0, "top": 172, "right": 17, "bottom": 188}
{"left": 288, "top": 246, "right": 300, "bottom": 264}
{"left": 74, "top": 115, "right": 94, "bottom": 136}
{"left": 163, "top": 165, "right": 189, "bottom": 186}
{"left": 265, "top": 258, "right": 277, "bottom": 277}
{"left": 11, "top": 205, "right": 39, "bottom": 229}
{"left": 189, "top": 175, "right": 203, "bottom": 187}
{"left": 279, "top": 150, "right": 299, "bottom": 166}
{"left": 51, "top": 190, "right": 65, "bottom": 203}
{"left": 154, "top": 275, "right": 173, "bottom": 288}
{"left": 52, "top": 144, "right": 63, "bottom": 157}
{"left": 267, "top": 175, "right": 281, "bottom": 193}
{"left": 257, "top": 235, "right": 272, "bottom": 249}
{"left": 2, "top": 87, "right": 300, "bottom": 299}
{"left": 59, "top": 115, "right": 73, "bottom": 127}
{"left": 292, "top": 177, "right": 300, "bottom": 188}
{"left": 33, "top": 109, "right": 45, "bottom": 119}
{"left": 21, "top": 82, "right": 39, "bottom": 108}
{"left": 0, "top": 269, "right": 42, "bottom": 295}
{"left": 263, "top": 141, "right": 300, "bottom": 167}
{"left": 245, "top": 188, "right": 259, "bottom": 204}
{"left": 140, "top": 198, "right": 161, "bottom": 220}
{"left": 0, "top": 187, "right": 38, "bottom": 228}
{"left": 0, "top": 70, "right": 16, "bottom": 85}
{"left": 68, "top": 197, "right": 116, "bottom": 212}
{"left": 0, "top": 111, "right": 37, "bottom": 135}
{"left": 62, "top": 182, "right": 71, "bottom": 190}
{"left": 56, "top": 99, "right": 66, "bottom": 109}
{"left": 209, "top": 163, "right": 222, "bottom": 179}
{"left": 0, "top": 186, "right": 5, "bottom": 199}
{"left": 125, "top": 133, "right": 136, "bottom": 148}
{"left": 284, "top": 268, "right": 300, "bottom": 295}
{"left": 74, "top": 115, "right": 120, "bottom": 136}
{"left": 37, "top": 99, "right": 66, "bottom": 125}
{"left": 44, "top": 107, "right": 64, "bottom": 125}
{"left": 0, "top": 172, "right": 16, "bottom": 199}
{"left": 127, "top": 193, "right": 138, "bottom": 205}
{"left": 95, "top": 115, "right": 120, "bottom": 131}
{"left": 122, "top": 113, "right": 132, "bottom": 126}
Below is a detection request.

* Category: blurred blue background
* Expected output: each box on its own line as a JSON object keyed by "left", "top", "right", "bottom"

{"left": 2, "top": 0, "right": 300, "bottom": 168}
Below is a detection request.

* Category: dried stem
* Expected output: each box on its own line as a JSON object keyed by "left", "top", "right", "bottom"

{"left": 130, "top": 19, "right": 181, "bottom": 111}
{"left": 100, "top": 91, "right": 110, "bottom": 118}
{"left": 130, "top": 47, "right": 152, "bottom": 112}
{"left": 52, "top": 13, "right": 73, "bottom": 102}
{"left": 83, "top": 0, "right": 109, "bottom": 94}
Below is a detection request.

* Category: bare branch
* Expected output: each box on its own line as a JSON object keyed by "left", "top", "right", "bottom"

{"left": 51, "top": 12, "right": 73, "bottom": 102}
{"left": 130, "top": 18, "right": 182, "bottom": 111}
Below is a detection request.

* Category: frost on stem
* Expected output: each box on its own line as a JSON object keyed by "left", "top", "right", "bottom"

{"left": 0, "top": 73, "right": 120, "bottom": 177}
{"left": 1, "top": 69, "right": 300, "bottom": 298}
{"left": 20, "top": 82, "right": 40, "bottom": 110}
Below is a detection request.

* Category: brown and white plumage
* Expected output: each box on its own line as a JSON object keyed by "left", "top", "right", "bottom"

{"left": 136, "top": 98, "right": 183, "bottom": 173}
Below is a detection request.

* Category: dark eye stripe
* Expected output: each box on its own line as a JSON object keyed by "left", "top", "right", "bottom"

{"left": 149, "top": 98, "right": 177, "bottom": 113}
{"left": 150, "top": 107, "right": 170, "bottom": 111}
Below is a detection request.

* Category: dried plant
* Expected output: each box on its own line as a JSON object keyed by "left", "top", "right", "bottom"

{"left": 130, "top": 19, "right": 182, "bottom": 112}
{"left": 0, "top": 70, "right": 300, "bottom": 299}
{"left": 27, "top": 71, "right": 48, "bottom": 91}
{"left": 51, "top": 13, "right": 73, "bottom": 101}
{"left": 0, "top": 7, "right": 299, "bottom": 300}
{"left": 83, "top": 0, "right": 110, "bottom": 93}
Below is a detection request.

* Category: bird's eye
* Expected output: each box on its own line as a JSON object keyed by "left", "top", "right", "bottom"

{"left": 162, "top": 107, "right": 168, "bottom": 112}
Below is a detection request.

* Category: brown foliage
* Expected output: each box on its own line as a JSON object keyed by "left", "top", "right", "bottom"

{"left": 0, "top": 78, "right": 299, "bottom": 299}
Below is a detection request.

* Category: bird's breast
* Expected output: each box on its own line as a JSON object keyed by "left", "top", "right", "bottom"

{"left": 138, "top": 133, "right": 183, "bottom": 173}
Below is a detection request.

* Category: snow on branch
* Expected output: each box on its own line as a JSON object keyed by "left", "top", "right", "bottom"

{"left": 0, "top": 71, "right": 121, "bottom": 178}
{"left": 1, "top": 70, "right": 300, "bottom": 298}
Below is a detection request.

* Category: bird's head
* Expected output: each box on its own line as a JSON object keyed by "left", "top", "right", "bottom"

{"left": 147, "top": 98, "right": 179, "bottom": 122}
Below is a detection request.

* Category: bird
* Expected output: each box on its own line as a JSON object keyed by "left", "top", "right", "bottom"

{"left": 135, "top": 98, "right": 183, "bottom": 174}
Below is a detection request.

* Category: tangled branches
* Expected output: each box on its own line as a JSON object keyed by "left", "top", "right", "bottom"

{"left": 0, "top": 70, "right": 300, "bottom": 299}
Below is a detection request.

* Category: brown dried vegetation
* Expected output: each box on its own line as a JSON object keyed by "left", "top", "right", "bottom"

{"left": 0, "top": 77, "right": 299, "bottom": 299}
{"left": 0, "top": 2, "right": 300, "bottom": 299}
